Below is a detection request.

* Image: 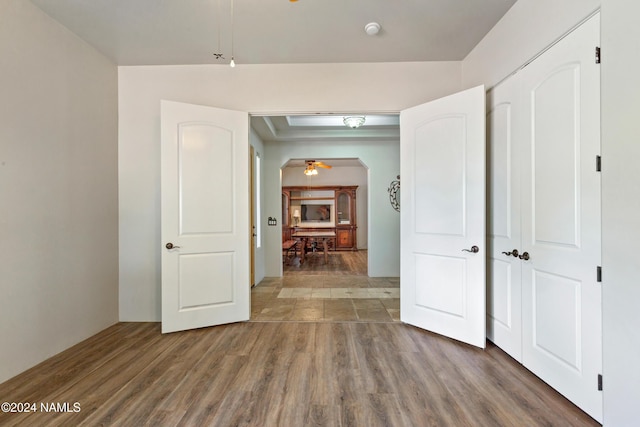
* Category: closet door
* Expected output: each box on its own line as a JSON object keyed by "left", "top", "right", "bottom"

{"left": 519, "top": 14, "right": 602, "bottom": 422}
{"left": 486, "top": 76, "right": 523, "bottom": 362}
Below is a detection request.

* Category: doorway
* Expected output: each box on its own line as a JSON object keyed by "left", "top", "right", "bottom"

{"left": 251, "top": 152, "right": 400, "bottom": 321}
{"left": 248, "top": 114, "right": 401, "bottom": 322}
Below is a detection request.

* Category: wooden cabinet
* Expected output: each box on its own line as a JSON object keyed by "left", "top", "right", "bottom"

{"left": 336, "top": 228, "right": 353, "bottom": 249}
{"left": 336, "top": 190, "right": 352, "bottom": 224}
{"left": 281, "top": 191, "right": 291, "bottom": 242}
{"left": 334, "top": 187, "right": 357, "bottom": 250}
{"left": 282, "top": 185, "right": 357, "bottom": 251}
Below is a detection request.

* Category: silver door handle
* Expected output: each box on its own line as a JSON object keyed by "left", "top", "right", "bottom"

{"left": 501, "top": 249, "right": 519, "bottom": 257}
{"left": 462, "top": 245, "right": 479, "bottom": 253}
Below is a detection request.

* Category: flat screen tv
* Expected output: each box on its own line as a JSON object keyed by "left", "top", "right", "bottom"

{"left": 301, "top": 204, "right": 331, "bottom": 222}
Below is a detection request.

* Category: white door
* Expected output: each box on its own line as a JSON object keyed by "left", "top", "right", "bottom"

{"left": 486, "top": 76, "right": 523, "bottom": 361}
{"left": 400, "top": 85, "right": 486, "bottom": 348}
{"left": 161, "top": 100, "right": 250, "bottom": 334}
{"left": 520, "top": 14, "right": 602, "bottom": 422}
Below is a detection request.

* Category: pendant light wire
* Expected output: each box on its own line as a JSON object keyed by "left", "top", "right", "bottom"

{"left": 212, "top": 0, "right": 224, "bottom": 60}
{"left": 217, "top": 0, "right": 221, "bottom": 54}
{"left": 229, "top": 0, "right": 235, "bottom": 67}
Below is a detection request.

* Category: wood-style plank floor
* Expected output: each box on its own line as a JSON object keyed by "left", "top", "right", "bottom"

{"left": 283, "top": 249, "right": 368, "bottom": 276}
{"left": 0, "top": 322, "right": 598, "bottom": 426}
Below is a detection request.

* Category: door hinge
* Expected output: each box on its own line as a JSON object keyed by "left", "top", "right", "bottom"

{"left": 596, "top": 155, "right": 602, "bottom": 172}
{"left": 598, "top": 374, "right": 603, "bottom": 391}
{"left": 596, "top": 47, "right": 601, "bottom": 64}
{"left": 597, "top": 266, "right": 602, "bottom": 283}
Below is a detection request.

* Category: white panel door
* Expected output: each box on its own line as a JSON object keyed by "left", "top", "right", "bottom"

{"left": 161, "top": 100, "right": 249, "bottom": 334}
{"left": 400, "top": 85, "right": 486, "bottom": 348}
{"left": 486, "top": 77, "right": 523, "bottom": 361}
{"left": 520, "top": 14, "right": 601, "bottom": 422}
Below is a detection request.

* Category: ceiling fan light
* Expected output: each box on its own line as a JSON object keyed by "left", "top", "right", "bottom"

{"left": 304, "top": 166, "right": 318, "bottom": 176}
{"left": 343, "top": 116, "right": 366, "bottom": 128}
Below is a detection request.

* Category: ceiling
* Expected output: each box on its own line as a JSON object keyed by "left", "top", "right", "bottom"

{"left": 30, "top": 0, "right": 516, "bottom": 149}
{"left": 252, "top": 114, "right": 399, "bottom": 143}
{"left": 30, "top": 0, "right": 517, "bottom": 66}
{"left": 253, "top": 115, "right": 396, "bottom": 168}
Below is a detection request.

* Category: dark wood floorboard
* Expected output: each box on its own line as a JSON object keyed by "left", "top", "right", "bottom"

{"left": 0, "top": 322, "right": 599, "bottom": 427}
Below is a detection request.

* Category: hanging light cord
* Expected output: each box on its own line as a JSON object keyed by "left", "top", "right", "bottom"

{"left": 212, "top": 0, "right": 225, "bottom": 59}
{"left": 217, "top": 0, "right": 221, "bottom": 54}
{"left": 229, "top": 0, "right": 235, "bottom": 67}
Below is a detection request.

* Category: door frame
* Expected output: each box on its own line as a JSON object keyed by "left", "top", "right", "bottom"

{"left": 277, "top": 155, "right": 370, "bottom": 277}
{"left": 249, "top": 111, "right": 395, "bottom": 282}
{"left": 250, "top": 145, "right": 256, "bottom": 287}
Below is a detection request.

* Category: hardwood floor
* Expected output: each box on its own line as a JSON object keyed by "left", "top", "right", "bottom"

{"left": 283, "top": 249, "right": 368, "bottom": 275}
{"left": 0, "top": 322, "right": 598, "bottom": 426}
{"left": 0, "top": 251, "right": 598, "bottom": 426}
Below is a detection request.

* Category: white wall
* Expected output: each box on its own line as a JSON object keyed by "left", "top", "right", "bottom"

{"left": 0, "top": 1, "right": 119, "bottom": 383}
{"left": 463, "top": 0, "right": 601, "bottom": 89}
{"left": 283, "top": 164, "right": 369, "bottom": 249}
{"left": 464, "top": 0, "right": 640, "bottom": 424}
{"left": 601, "top": 0, "right": 640, "bottom": 424}
{"left": 118, "top": 61, "right": 461, "bottom": 320}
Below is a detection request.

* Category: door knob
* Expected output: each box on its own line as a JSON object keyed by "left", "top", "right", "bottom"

{"left": 165, "top": 242, "right": 181, "bottom": 249}
{"left": 462, "top": 245, "right": 479, "bottom": 253}
{"left": 501, "top": 249, "right": 519, "bottom": 257}
{"left": 518, "top": 251, "right": 530, "bottom": 261}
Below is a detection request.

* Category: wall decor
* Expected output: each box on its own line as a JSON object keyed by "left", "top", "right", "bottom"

{"left": 387, "top": 175, "right": 400, "bottom": 212}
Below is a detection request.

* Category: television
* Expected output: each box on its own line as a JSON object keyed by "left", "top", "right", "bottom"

{"left": 301, "top": 204, "right": 331, "bottom": 223}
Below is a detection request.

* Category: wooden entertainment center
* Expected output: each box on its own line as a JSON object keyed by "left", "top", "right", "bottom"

{"left": 282, "top": 185, "right": 358, "bottom": 251}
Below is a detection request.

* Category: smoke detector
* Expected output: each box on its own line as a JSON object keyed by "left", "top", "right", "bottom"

{"left": 364, "top": 22, "right": 381, "bottom": 36}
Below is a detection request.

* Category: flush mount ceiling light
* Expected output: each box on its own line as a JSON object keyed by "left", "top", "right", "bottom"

{"left": 343, "top": 116, "right": 366, "bottom": 129}
{"left": 364, "top": 22, "right": 381, "bottom": 36}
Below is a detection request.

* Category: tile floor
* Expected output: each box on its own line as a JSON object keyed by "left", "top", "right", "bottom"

{"left": 251, "top": 275, "right": 400, "bottom": 322}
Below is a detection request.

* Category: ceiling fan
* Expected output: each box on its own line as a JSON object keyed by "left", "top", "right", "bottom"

{"left": 304, "top": 160, "right": 331, "bottom": 176}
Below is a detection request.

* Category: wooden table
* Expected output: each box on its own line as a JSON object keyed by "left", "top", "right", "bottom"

{"left": 291, "top": 231, "right": 336, "bottom": 264}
